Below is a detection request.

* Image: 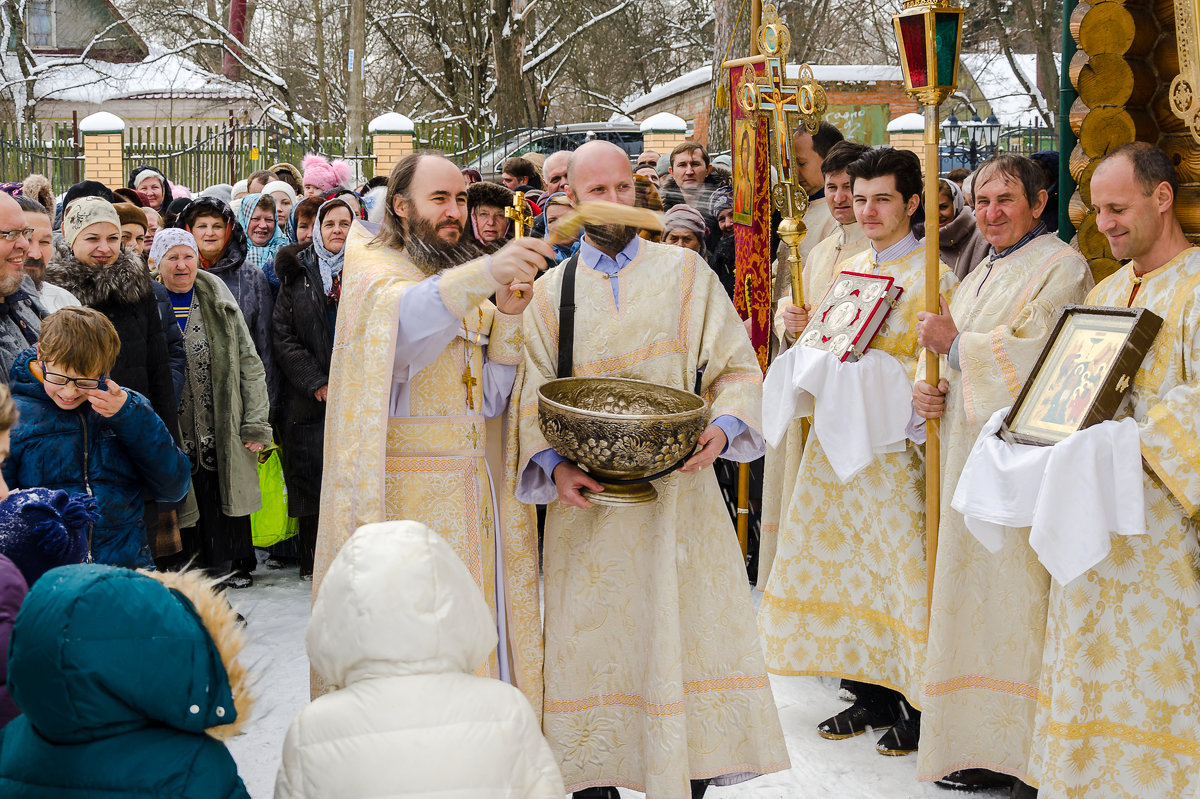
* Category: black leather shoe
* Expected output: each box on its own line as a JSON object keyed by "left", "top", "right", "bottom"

{"left": 816, "top": 699, "right": 899, "bottom": 739}
{"left": 875, "top": 715, "right": 920, "bottom": 755}
{"left": 573, "top": 789, "right": 620, "bottom": 799}
{"left": 935, "top": 769, "right": 1015, "bottom": 791}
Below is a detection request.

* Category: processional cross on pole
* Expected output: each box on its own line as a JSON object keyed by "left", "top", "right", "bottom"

{"left": 735, "top": 3, "right": 828, "bottom": 305}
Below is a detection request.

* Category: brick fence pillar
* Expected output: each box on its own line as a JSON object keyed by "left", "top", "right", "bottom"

{"left": 886, "top": 112, "right": 928, "bottom": 174}
{"left": 80, "top": 112, "right": 126, "bottom": 188}
{"left": 369, "top": 113, "right": 415, "bottom": 178}
{"left": 640, "top": 112, "right": 689, "bottom": 159}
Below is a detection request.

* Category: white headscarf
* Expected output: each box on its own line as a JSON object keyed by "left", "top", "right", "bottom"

{"left": 148, "top": 227, "right": 198, "bottom": 272}
{"left": 940, "top": 178, "right": 965, "bottom": 216}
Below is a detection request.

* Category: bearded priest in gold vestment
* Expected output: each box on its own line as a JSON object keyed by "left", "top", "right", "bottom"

{"left": 759, "top": 147, "right": 956, "bottom": 755}
{"left": 912, "top": 155, "right": 1092, "bottom": 793}
{"left": 1029, "top": 144, "right": 1200, "bottom": 799}
{"left": 313, "top": 153, "right": 553, "bottom": 707}
{"left": 516, "top": 141, "right": 788, "bottom": 799}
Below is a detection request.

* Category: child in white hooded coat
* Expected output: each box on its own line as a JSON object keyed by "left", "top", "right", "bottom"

{"left": 274, "top": 520, "right": 564, "bottom": 799}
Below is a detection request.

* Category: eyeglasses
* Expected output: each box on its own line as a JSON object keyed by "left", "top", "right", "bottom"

{"left": 39, "top": 361, "right": 105, "bottom": 389}
{"left": 0, "top": 228, "right": 33, "bottom": 242}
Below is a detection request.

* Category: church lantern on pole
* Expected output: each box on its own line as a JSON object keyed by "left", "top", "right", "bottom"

{"left": 891, "top": 0, "right": 963, "bottom": 619}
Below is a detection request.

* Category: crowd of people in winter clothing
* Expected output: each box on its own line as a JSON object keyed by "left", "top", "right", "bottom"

{"left": 0, "top": 154, "right": 376, "bottom": 586}
{"left": 0, "top": 150, "right": 582, "bottom": 797}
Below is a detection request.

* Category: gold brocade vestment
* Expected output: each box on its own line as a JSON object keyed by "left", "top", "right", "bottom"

{"left": 312, "top": 223, "right": 542, "bottom": 711}
{"left": 758, "top": 221, "right": 869, "bottom": 589}
{"left": 917, "top": 233, "right": 1092, "bottom": 785}
{"left": 517, "top": 239, "right": 789, "bottom": 799}
{"left": 758, "top": 245, "right": 955, "bottom": 705}
{"left": 1031, "top": 248, "right": 1200, "bottom": 798}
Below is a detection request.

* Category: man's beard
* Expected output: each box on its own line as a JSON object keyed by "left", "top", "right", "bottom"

{"left": 583, "top": 223, "right": 638, "bottom": 254}
{"left": 405, "top": 214, "right": 481, "bottom": 275}
{"left": 21, "top": 258, "right": 43, "bottom": 291}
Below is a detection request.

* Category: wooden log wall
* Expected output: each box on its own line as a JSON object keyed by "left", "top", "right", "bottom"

{"left": 1068, "top": 0, "right": 1195, "bottom": 282}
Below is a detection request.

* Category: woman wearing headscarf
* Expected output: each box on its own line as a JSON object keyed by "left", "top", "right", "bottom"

{"left": 127, "top": 165, "right": 174, "bottom": 216}
{"left": 661, "top": 204, "right": 709, "bottom": 259}
{"left": 151, "top": 228, "right": 271, "bottom": 588}
{"left": 238, "top": 192, "right": 289, "bottom": 272}
{"left": 539, "top": 192, "right": 578, "bottom": 263}
{"left": 936, "top": 177, "right": 989, "bottom": 279}
{"left": 46, "top": 197, "right": 178, "bottom": 438}
{"left": 271, "top": 197, "right": 352, "bottom": 578}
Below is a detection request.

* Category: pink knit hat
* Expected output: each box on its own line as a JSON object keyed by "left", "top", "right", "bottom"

{"left": 302, "top": 154, "right": 353, "bottom": 193}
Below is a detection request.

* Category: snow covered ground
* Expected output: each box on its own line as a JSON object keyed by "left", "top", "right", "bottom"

{"left": 227, "top": 565, "right": 1007, "bottom": 799}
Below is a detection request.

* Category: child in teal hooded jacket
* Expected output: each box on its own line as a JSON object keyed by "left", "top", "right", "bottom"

{"left": 0, "top": 564, "right": 252, "bottom": 797}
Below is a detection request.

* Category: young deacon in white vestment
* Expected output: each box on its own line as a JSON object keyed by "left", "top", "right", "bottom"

{"left": 912, "top": 154, "right": 1092, "bottom": 796}
{"left": 313, "top": 154, "right": 554, "bottom": 707}
{"left": 516, "top": 140, "right": 788, "bottom": 799}
{"left": 1030, "top": 143, "right": 1200, "bottom": 799}
{"left": 758, "top": 140, "right": 870, "bottom": 591}
{"left": 758, "top": 146, "right": 956, "bottom": 756}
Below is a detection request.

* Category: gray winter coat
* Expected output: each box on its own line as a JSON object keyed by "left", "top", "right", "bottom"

{"left": 178, "top": 197, "right": 278, "bottom": 415}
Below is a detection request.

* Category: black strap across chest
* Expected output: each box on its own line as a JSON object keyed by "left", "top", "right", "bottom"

{"left": 556, "top": 252, "right": 581, "bottom": 379}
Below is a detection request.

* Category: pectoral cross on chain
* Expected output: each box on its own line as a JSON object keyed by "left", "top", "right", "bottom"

{"left": 462, "top": 362, "right": 478, "bottom": 410}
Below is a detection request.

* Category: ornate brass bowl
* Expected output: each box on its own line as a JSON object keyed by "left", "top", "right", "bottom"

{"left": 537, "top": 377, "right": 709, "bottom": 505}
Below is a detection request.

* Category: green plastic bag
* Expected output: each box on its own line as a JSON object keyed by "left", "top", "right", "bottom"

{"left": 251, "top": 448, "right": 298, "bottom": 547}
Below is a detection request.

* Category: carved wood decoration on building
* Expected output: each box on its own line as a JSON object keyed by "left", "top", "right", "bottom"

{"left": 1068, "top": 0, "right": 1199, "bottom": 282}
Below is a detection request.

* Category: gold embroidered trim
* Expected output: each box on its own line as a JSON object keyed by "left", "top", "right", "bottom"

{"left": 760, "top": 594, "right": 927, "bottom": 643}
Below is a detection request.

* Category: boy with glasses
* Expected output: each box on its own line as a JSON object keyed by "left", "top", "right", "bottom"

{"left": 1, "top": 306, "right": 189, "bottom": 567}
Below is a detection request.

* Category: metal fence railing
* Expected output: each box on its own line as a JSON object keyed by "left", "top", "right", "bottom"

{"left": 0, "top": 120, "right": 83, "bottom": 188}
{"left": 124, "top": 119, "right": 374, "bottom": 191}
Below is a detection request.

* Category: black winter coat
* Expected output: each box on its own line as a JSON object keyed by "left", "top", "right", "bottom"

{"left": 271, "top": 243, "right": 333, "bottom": 517}
{"left": 44, "top": 249, "right": 179, "bottom": 443}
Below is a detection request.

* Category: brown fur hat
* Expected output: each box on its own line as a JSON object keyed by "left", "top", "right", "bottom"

{"left": 21, "top": 173, "right": 54, "bottom": 217}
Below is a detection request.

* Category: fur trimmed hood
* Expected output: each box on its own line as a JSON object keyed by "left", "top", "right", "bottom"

{"left": 45, "top": 246, "right": 154, "bottom": 308}
{"left": 145, "top": 569, "right": 253, "bottom": 739}
{"left": 7, "top": 564, "right": 252, "bottom": 744}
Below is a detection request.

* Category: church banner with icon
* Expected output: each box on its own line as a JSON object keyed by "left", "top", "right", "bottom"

{"left": 728, "top": 62, "right": 773, "bottom": 373}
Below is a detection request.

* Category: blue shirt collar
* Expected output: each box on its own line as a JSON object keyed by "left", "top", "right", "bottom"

{"left": 579, "top": 235, "right": 642, "bottom": 273}
{"left": 871, "top": 231, "right": 921, "bottom": 264}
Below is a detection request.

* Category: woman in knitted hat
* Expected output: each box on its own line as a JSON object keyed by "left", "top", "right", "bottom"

{"left": 261, "top": 180, "right": 297, "bottom": 229}
{"left": 127, "top": 165, "right": 174, "bottom": 216}
{"left": 150, "top": 227, "right": 271, "bottom": 588}
{"left": 301, "top": 154, "right": 353, "bottom": 199}
{"left": 45, "top": 197, "right": 178, "bottom": 445}
{"left": 662, "top": 203, "right": 709, "bottom": 259}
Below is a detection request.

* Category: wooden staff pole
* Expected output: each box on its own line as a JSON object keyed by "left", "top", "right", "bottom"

{"left": 735, "top": 0, "right": 764, "bottom": 563}
{"left": 923, "top": 103, "right": 941, "bottom": 621}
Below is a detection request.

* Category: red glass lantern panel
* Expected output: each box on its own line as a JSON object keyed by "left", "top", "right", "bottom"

{"left": 898, "top": 14, "right": 928, "bottom": 89}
